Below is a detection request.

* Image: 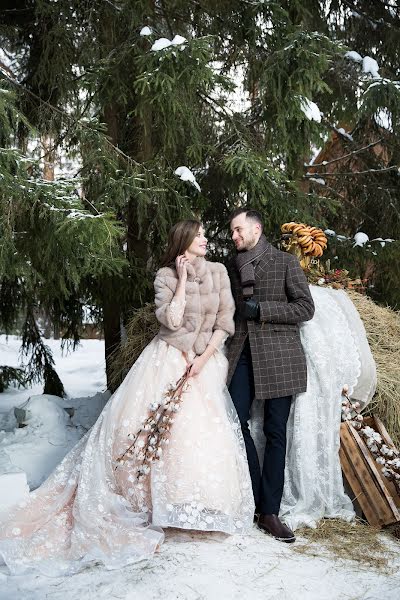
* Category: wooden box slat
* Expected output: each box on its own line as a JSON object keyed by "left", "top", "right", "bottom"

{"left": 339, "top": 416, "right": 400, "bottom": 528}
{"left": 340, "top": 442, "right": 381, "bottom": 527}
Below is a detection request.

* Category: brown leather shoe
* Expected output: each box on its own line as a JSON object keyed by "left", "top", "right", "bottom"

{"left": 258, "top": 514, "right": 295, "bottom": 543}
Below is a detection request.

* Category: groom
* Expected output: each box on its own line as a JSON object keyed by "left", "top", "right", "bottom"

{"left": 226, "top": 208, "right": 315, "bottom": 543}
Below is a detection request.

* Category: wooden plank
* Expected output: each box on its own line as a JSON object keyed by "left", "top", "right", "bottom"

{"left": 346, "top": 424, "right": 400, "bottom": 522}
{"left": 339, "top": 443, "right": 381, "bottom": 527}
{"left": 340, "top": 424, "right": 388, "bottom": 526}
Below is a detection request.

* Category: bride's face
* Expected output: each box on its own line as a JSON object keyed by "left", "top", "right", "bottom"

{"left": 185, "top": 226, "right": 208, "bottom": 259}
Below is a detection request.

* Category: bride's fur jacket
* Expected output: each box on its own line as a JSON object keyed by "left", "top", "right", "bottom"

{"left": 154, "top": 257, "right": 235, "bottom": 355}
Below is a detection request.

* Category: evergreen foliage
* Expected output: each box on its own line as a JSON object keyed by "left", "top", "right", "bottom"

{"left": 0, "top": 366, "right": 26, "bottom": 393}
{"left": 0, "top": 0, "right": 399, "bottom": 391}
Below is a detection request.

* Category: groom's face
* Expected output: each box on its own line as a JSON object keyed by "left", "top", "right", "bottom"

{"left": 231, "top": 213, "right": 261, "bottom": 251}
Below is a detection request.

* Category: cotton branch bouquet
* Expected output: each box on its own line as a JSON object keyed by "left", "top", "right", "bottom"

{"left": 305, "top": 263, "right": 368, "bottom": 292}
{"left": 341, "top": 386, "right": 400, "bottom": 495}
{"left": 115, "top": 371, "right": 190, "bottom": 480}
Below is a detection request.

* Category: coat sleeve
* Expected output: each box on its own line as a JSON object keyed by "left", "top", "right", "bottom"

{"left": 213, "top": 264, "right": 235, "bottom": 337}
{"left": 154, "top": 272, "right": 184, "bottom": 331}
{"left": 258, "top": 256, "right": 315, "bottom": 325}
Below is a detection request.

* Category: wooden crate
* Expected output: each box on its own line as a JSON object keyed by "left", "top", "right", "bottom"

{"left": 339, "top": 415, "right": 400, "bottom": 528}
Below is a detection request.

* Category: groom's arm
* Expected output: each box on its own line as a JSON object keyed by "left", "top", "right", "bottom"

{"left": 258, "top": 255, "right": 314, "bottom": 325}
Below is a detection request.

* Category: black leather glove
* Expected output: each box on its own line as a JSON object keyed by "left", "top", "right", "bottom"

{"left": 242, "top": 298, "right": 260, "bottom": 321}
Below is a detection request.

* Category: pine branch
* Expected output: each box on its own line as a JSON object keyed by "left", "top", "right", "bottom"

{"left": 306, "top": 180, "right": 377, "bottom": 225}
{"left": 0, "top": 65, "right": 183, "bottom": 201}
{"left": 341, "top": 0, "right": 400, "bottom": 30}
{"left": 321, "top": 117, "right": 356, "bottom": 145}
{"left": 0, "top": 65, "right": 143, "bottom": 169}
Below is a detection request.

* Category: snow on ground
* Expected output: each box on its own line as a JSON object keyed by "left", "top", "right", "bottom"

{"left": 0, "top": 335, "right": 107, "bottom": 407}
{"left": 0, "top": 336, "right": 109, "bottom": 501}
{"left": 1, "top": 527, "right": 399, "bottom": 600}
{"left": 0, "top": 336, "right": 400, "bottom": 599}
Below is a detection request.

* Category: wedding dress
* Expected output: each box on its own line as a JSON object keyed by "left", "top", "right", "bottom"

{"left": 250, "top": 285, "right": 377, "bottom": 530}
{"left": 0, "top": 300, "right": 254, "bottom": 576}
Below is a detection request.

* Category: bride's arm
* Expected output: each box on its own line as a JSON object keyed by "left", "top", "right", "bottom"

{"left": 154, "top": 256, "right": 188, "bottom": 331}
{"left": 187, "top": 330, "right": 229, "bottom": 377}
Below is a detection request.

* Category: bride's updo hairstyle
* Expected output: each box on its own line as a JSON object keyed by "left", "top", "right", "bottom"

{"left": 160, "top": 219, "right": 202, "bottom": 268}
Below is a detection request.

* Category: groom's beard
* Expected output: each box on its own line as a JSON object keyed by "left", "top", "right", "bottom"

{"left": 238, "top": 235, "right": 258, "bottom": 252}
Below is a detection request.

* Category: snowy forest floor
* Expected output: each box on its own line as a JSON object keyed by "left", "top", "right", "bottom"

{"left": 0, "top": 336, "right": 399, "bottom": 600}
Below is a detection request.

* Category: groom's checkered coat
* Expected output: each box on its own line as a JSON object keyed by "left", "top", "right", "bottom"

{"left": 226, "top": 242, "right": 315, "bottom": 400}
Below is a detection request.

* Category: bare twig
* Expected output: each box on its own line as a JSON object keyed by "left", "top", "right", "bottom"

{"left": 305, "top": 139, "right": 384, "bottom": 169}
{"left": 305, "top": 166, "right": 398, "bottom": 177}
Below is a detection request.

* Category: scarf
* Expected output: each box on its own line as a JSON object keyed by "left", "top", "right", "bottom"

{"left": 235, "top": 234, "right": 270, "bottom": 298}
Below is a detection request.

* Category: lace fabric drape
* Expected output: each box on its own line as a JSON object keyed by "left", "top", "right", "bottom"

{"left": 250, "top": 286, "right": 376, "bottom": 530}
{"left": 0, "top": 338, "right": 254, "bottom": 576}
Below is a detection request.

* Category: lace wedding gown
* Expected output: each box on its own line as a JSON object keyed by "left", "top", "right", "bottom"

{"left": 250, "top": 285, "right": 377, "bottom": 530}
{"left": 0, "top": 301, "right": 254, "bottom": 576}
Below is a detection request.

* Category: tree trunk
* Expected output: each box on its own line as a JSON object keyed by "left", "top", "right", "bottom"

{"left": 41, "top": 134, "right": 55, "bottom": 181}
{"left": 102, "top": 101, "right": 122, "bottom": 390}
{"left": 100, "top": 9, "right": 154, "bottom": 390}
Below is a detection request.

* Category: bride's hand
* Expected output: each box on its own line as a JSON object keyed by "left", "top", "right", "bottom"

{"left": 175, "top": 254, "right": 188, "bottom": 283}
{"left": 187, "top": 354, "right": 207, "bottom": 378}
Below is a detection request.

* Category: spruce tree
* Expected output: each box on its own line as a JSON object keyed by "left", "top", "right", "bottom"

{"left": 1, "top": 0, "right": 399, "bottom": 393}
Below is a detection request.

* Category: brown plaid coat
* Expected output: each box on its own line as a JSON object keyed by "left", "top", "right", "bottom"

{"left": 226, "top": 242, "right": 315, "bottom": 400}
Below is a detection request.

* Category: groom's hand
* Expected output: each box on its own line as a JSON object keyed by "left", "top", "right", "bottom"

{"left": 242, "top": 298, "right": 260, "bottom": 321}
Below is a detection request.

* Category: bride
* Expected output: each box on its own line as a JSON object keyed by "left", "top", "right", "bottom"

{"left": 0, "top": 219, "right": 254, "bottom": 577}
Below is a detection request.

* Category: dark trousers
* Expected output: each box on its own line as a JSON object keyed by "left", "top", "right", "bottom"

{"left": 229, "top": 338, "right": 292, "bottom": 515}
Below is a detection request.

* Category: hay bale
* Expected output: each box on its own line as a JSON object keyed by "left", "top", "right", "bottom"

{"left": 347, "top": 290, "right": 400, "bottom": 447}
{"left": 108, "top": 303, "right": 158, "bottom": 390}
